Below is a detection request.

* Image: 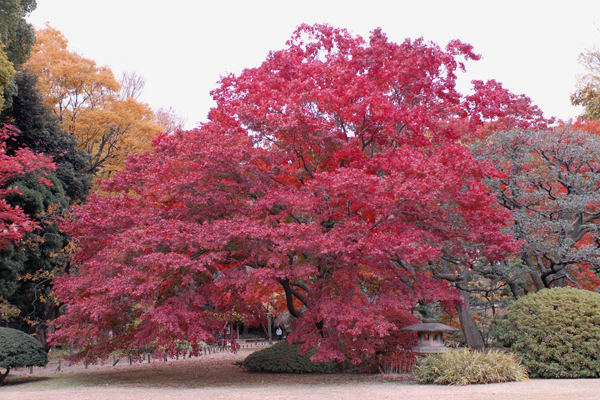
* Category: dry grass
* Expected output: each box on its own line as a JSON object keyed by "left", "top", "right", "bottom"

{"left": 414, "top": 349, "right": 528, "bottom": 386}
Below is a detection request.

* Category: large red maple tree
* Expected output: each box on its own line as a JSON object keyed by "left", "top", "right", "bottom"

{"left": 0, "top": 124, "right": 55, "bottom": 249}
{"left": 52, "top": 25, "right": 545, "bottom": 363}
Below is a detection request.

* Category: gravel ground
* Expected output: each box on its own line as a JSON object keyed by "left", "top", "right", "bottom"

{"left": 3, "top": 379, "right": 600, "bottom": 400}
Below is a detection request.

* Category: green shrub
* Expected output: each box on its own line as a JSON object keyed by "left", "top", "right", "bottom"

{"left": 492, "top": 287, "right": 600, "bottom": 378}
{"left": 0, "top": 327, "right": 47, "bottom": 384}
{"left": 241, "top": 342, "right": 339, "bottom": 373}
{"left": 413, "top": 349, "right": 528, "bottom": 385}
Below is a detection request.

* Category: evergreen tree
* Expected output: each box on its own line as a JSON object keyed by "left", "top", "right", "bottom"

{"left": 0, "top": 72, "right": 92, "bottom": 340}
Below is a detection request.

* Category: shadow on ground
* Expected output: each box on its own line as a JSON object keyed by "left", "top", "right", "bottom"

{"left": 3, "top": 376, "right": 52, "bottom": 386}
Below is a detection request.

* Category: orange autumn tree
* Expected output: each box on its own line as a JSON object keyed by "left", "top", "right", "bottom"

{"left": 23, "top": 25, "right": 161, "bottom": 178}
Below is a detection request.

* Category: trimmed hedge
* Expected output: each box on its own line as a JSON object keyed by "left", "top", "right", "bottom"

{"left": 493, "top": 287, "right": 600, "bottom": 378}
{"left": 414, "top": 349, "right": 528, "bottom": 385}
{"left": 241, "top": 342, "right": 339, "bottom": 373}
{"left": 0, "top": 327, "right": 48, "bottom": 384}
{"left": 0, "top": 327, "right": 47, "bottom": 370}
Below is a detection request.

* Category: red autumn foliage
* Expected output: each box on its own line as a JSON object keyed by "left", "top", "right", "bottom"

{"left": 52, "top": 24, "right": 545, "bottom": 364}
{"left": 0, "top": 124, "right": 55, "bottom": 249}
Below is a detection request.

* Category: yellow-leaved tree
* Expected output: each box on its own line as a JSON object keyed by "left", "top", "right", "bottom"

{"left": 0, "top": 43, "right": 16, "bottom": 111}
{"left": 572, "top": 46, "right": 600, "bottom": 120}
{"left": 24, "top": 25, "right": 161, "bottom": 178}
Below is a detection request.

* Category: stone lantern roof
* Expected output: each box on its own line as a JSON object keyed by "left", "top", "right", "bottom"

{"left": 400, "top": 318, "right": 461, "bottom": 353}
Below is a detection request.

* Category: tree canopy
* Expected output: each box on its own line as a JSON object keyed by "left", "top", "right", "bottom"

{"left": 0, "top": 72, "right": 92, "bottom": 336}
{"left": 0, "top": 0, "right": 36, "bottom": 71}
{"left": 52, "top": 24, "right": 547, "bottom": 363}
{"left": 24, "top": 25, "right": 161, "bottom": 178}
{"left": 572, "top": 46, "right": 600, "bottom": 120}
{"left": 474, "top": 127, "right": 600, "bottom": 291}
{"left": 0, "top": 123, "right": 54, "bottom": 250}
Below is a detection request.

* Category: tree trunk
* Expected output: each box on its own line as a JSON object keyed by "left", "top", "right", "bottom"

{"left": 267, "top": 315, "right": 272, "bottom": 344}
{"left": 551, "top": 267, "right": 567, "bottom": 288}
{"left": 0, "top": 366, "right": 10, "bottom": 386}
{"left": 456, "top": 289, "right": 485, "bottom": 351}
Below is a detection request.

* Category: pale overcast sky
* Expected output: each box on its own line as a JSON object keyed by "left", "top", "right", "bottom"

{"left": 27, "top": 0, "right": 600, "bottom": 128}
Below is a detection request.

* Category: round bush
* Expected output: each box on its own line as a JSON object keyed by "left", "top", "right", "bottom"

{"left": 0, "top": 327, "right": 47, "bottom": 384}
{"left": 494, "top": 287, "right": 600, "bottom": 378}
{"left": 414, "top": 349, "right": 528, "bottom": 385}
{"left": 241, "top": 342, "right": 339, "bottom": 373}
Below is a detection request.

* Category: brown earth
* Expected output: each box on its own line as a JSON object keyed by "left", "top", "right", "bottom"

{"left": 2, "top": 348, "right": 600, "bottom": 400}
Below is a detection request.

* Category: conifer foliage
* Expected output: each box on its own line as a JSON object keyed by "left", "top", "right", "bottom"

{"left": 52, "top": 25, "right": 542, "bottom": 363}
{"left": 0, "top": 123, "right": 54, "bottom": 250}
{"left": 0, "top": 326, "right": 48, "bottom": 385}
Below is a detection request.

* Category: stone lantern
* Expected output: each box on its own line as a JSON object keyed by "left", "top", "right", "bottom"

{"left": 400, "top": 318, "right": 461, "bottom": 354}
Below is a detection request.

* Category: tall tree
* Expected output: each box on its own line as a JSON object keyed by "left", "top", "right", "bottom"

{"left": 0, "top": 123, "right": 54, "bottom": 298}
{"left": 52, "top": 25, "right": 532, "bottom": 363}
{"left": 119, "top": 71, "right": 145, "bottom": 101}
{"left": 0, "top": 0, "right": 36, "bottom": 71}
{"left": 474, "top": 127, "right": 600, "bottom": 291}
{"left": 0, "top": 72, "right": 92, "bottom": 338}
{"left": 0, "top": 123, "right": 53, "bottom": 249}
{"left": 1, "top": 72, "right": 92, "bottom": 203}
{"left": 571, "top": 46, "right": 600, "bottom": 120}
{"left": 0, "top": 0, "right": 36, "bottom": 111}
{"left": 24, "top": 26, "right": 161, "bottom": 177}
{"left": 153, "top": 107, "right": 187, "bottom": 134}
{"left": 0, "top": 43, "right": 15, "bottom": 111}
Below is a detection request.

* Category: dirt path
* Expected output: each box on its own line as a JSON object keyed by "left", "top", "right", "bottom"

{"left": 3, "top": 379, "right": 600, "bottom": 400}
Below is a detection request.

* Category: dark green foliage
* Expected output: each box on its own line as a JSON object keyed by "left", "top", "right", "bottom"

{"left": 6, "top": 172, "right": 68, "bottom": 215}
{"left": 241, "top": 342, "right": 339, "bottom": 373}
{"left": 0, "top": 72, "right": 91, "bottom": 334}
{"left": 413, "top": 349, "right": 528, "bottom": 385}
{"left": 1, "top": 72, "right": 93, "bottom": 203}
{"left": 0, "top": 327, "right": 47, "bottom": 368}
{"left": 493, "top": 287, "right": 600, "bottom": 378}
{"left": 0, "top": 172, "right": 69, "bottom": 332}
{"left": 0, "top": 0, "right": 36, "bottom": 70}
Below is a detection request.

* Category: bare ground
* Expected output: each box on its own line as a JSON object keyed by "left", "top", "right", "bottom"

{"left": 2, "top": 348, "right": 600, "bottom": 400}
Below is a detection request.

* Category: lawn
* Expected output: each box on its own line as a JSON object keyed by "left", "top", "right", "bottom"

{"left": 2, "top": 348, "right": 395, "bottom": 390}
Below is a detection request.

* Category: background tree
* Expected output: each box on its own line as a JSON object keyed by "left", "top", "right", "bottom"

{"left": 0, "top": 0, "right": 36, "bottom": 71}
{"left": 571, "top": 46, "right": 600, "bottom": 120}
{"left": 51, "top": 25, "right": 537, "bottom": 362}
{"left": 119, "top": 70, "right": 146, "bottom": 101}
{"left": 24, "top": 25, "right": 161, "bottom": 177}
{"left": 1, "top": 72, "right": 92, "bottom": 202}
{"left": 0, "top": 72, "right": 92, "bottom": 340}
{"left": 473, "top": 127, "right": 600, "bottom": 292}
{"left": 0, "top": 123, "right": 54, "bottom": 250}
{"left": 0, "top": 0, "right": 36, "bottom": 110}
{"left": 0, "top": 43, "right": 15, "bottom": 111}
{"left": 0, "top": 123, "right": 54, "bottom": 321}
{"left": 153, "top": 106, "right": 187, "bottom": 134}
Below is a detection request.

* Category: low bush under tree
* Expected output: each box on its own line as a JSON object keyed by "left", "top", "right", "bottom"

{"left": 241, "top": 342, "right": 339, "bottom": 373}
{"left": 493, "top": 287, "right": 600, "bottom": 378}
{"left": 0, "top": 327, "right": 48, "bottom": 385}
{"left": 413, "top": 348, "right": 528, "bottom": 385}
